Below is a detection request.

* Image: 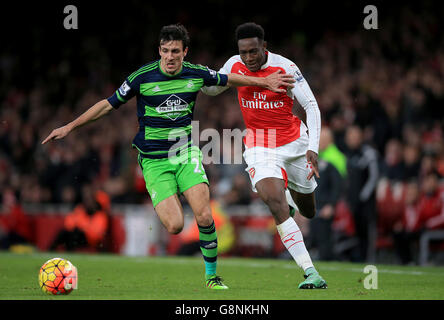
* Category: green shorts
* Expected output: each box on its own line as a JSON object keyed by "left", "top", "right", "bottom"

{"left": 138, "top": 145, "right": 209, "bottom": 208}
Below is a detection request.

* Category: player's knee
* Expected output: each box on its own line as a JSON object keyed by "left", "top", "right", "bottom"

{"left": 195, "top": 207, "right": 213, "bottom": 227}
{"left": 165, "top": 222, "right": 183, "bottom": 235}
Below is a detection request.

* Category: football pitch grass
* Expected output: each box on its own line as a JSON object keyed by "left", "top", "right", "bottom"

{"left": 1, "top": 251, "right": 444, "bottom": 300}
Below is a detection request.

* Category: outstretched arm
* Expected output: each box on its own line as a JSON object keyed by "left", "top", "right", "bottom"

{"left": 41, "top": 99, "right": 113, "bottom": 144}
{"left": 200, "top": 84, "right": 230, "bottom": 96}
{"left": 227, "top": 70, "right": 294, "bottom": 93}
{"left": 202, "top": 70, "right": 295, "bottom": 96}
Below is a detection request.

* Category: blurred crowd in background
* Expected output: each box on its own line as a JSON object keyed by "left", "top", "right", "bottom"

{"left": 0, "top": 1, "right": 443, "bottom": 264}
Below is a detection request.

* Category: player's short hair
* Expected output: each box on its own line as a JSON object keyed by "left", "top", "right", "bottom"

{"left": 159, "top": 23, "right": 190, "bottom": 50}
{"left": 235, "top": 22, "right": 265, "bottom": 42}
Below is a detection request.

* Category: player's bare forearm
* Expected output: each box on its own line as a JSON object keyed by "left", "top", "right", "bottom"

{"left": 41, "top": 99, "right": 113, "bottom": 144}
{"left": 70, "top": 99, "right": 114, "bottom": 129}
{"left": 227, "top": 70, "right": 294, "bottom": 93}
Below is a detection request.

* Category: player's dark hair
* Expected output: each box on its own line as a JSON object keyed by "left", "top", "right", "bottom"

{"left": 159, "top": 23, "right": 190, "bottom": 50}
{"left": 235, "top": 22, "right": 265, "bottom": 41}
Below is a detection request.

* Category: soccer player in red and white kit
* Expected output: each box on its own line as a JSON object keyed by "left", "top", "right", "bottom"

{"left": 202, "top": 22, "right": 326, "bottom": 289}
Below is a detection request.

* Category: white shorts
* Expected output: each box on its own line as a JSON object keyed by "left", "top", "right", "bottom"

{"left": 243, "top": 132, "right": 317, "bottom": 194}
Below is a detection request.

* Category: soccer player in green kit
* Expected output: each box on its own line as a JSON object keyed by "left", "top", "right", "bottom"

{"left": 42, "top": 24, "right": 295, "bottom": 290}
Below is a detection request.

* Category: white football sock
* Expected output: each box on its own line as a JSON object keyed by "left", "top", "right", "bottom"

{"left": 277, "top": 217, "right": 314, "bottom": 272}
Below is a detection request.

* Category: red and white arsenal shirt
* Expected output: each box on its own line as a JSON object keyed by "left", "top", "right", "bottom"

{"left": 201, "top": 51, "right": 321, "bottom": 153}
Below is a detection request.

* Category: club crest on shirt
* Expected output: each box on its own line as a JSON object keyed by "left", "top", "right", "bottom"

{"left": 186, "top": 80, "right": 194, "bottom": 88}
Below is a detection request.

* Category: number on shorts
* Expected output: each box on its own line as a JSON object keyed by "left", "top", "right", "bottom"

{"left": 191, "top": 157, "right": 202, "bottom": 173}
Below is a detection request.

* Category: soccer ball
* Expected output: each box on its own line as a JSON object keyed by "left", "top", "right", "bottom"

{"left": 38, "top": 257, "right": 78, "bottom": 295}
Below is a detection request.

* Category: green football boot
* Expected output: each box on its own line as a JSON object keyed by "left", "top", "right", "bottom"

{"left": 205, "top": 275, "right": 229, "bottom": 290}
{"left": 298, "top": 267, "right": 328, "bottom": 289}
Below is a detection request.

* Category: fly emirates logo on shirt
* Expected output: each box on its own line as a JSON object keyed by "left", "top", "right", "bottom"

{"left": 240, "top": 91, "right": 284, "bottom": 110}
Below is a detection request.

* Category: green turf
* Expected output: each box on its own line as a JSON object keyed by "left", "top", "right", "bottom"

{"left": 0, "top": 251, "right": 443, "bottom": 300}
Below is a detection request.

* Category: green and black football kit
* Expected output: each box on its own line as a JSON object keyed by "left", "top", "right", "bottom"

{"left": 107, "top": 60, "right": 228, "bottom": 207}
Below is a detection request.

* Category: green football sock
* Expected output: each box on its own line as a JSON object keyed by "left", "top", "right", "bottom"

{"left": 198, "top": 221, "right": 218, "bottom": 278}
